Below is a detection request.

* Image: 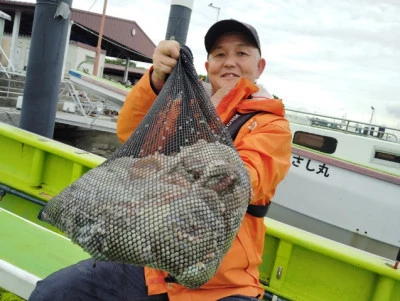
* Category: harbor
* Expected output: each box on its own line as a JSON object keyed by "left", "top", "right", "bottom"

{"left": 1, "top": 0, "right": 400, "bottom": 300}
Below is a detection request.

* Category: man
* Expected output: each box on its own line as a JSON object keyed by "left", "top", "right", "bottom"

{"left": 29, "top": 19, "right": 291, "bottom": 301}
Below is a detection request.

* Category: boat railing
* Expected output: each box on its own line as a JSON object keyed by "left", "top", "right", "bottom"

{"left": 0, "top": 70, "right": 118, "bottom": 130}
{"left": 0, "top": 46, "right": 17, "bottom": 78}
{"left": 286, "top": 108, "right": 399, "bottom": 143}
{"left": 58, "top": 78, "right": 119, "bottom": 117}
{"left": 0, "top": 69, "right": 26, "bottom": 102}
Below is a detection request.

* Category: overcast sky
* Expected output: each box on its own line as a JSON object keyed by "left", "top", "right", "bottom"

{"left": 13, "top": 0, "right": 400, "bottom": 128}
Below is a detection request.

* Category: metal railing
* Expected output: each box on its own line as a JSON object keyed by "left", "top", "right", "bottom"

{"left": 58, "top": 79, "right": 119, "bottom": 117}
{"left": 286, "top": 108, "right": 399, "bottom": 143}
{"left": 0, "top": 69, "right": 119, "bottom": 130}
{"left": 0, "top": 70, "right": 25, "bottom": 102}
{"left": 0, "top": 46, "right": 16, "bottom": 78}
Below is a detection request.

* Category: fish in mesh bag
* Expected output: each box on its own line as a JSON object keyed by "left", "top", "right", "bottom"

{"left": 38, "top": 45, "right": 252, "bottom": 288}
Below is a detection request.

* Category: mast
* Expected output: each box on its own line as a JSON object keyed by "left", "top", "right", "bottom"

{"left": 93, "top": 0, "right": 107, "bottom": 76}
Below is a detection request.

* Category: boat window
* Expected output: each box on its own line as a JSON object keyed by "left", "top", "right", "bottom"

{"left": 374, "top": 151, "right": 400, "bottom": 163}
{"left": 293, "top": 131, "right": 337, "bottom": 154}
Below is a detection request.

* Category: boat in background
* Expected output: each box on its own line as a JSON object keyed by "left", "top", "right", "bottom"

{"left": 285, "top": 108, "right": 400, "bottom": 176}
{"left": 1, "top": 121, "right": 399, "bottom": 301}
{"left": 270, "top": 109, "right": 400, "bottom": 259}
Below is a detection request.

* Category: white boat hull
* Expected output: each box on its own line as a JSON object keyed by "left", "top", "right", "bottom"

{"left": 271, "top": 147, "right": 400, "bottom": 259}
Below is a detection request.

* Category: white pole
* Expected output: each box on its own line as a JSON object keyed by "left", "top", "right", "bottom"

{"left": 61, "top": 20, "right": 73, "bottom": 80}
{"left": 171, "top": 0, "right": 194, "bottom": 9}
{"left": 8, "top": 10, "right": 21, "bottom": 71}
{"left": 368, "top": 106, "right": 375, "bottom": 134}
{"left": 208, "top": 3, "right": 221, "bottom": 21}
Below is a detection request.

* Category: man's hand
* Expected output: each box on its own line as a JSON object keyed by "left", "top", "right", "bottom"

{"left": 210, "top": 84, "right": 236, "bottom": 107}
{"left": 151, "top": 40, "right": 180, "bottom": 93}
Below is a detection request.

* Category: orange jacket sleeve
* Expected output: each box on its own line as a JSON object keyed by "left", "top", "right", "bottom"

{"left": 234, "top": 116, "right": 292, "bottom": 205}
{"left": 117, "top": 69, "right": 157, "bottom": 143}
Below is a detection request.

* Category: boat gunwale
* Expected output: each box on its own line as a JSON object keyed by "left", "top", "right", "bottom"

{"left": 0, "top": 121, "right": 106, "bottom": 168}
{"left": 264, "top": 217, "right": 400, "bottom": 280}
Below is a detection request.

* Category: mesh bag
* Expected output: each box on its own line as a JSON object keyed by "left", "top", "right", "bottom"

{"left": 39, "top": 45, "right": 251, "bottom": 288}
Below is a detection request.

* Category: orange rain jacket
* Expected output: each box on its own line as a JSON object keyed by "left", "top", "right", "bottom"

{"left": 117, "top": 69, "right": 292, "bottom": 301}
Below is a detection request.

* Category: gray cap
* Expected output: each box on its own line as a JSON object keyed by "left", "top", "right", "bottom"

{"left": 204, "top": 19, "right": 261, "bottom": 54}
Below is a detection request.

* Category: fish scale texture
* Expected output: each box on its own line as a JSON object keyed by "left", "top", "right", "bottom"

{"left": 39, "top": 46, "right": 251, "bottom": 288}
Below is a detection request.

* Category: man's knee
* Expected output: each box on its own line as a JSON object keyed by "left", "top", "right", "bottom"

{"left": 28, "top": 278, "right": 69, "bottom": 301}
{"left": 28, "top": 259, "right": 95, "bottom": 300}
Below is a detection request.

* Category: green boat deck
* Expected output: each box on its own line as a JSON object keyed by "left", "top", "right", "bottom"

{"left": 1, "top": 121, "right": 400, "bottom": 300}
{"left": 2, "top": 204, "right": 400, "bottom": 300}
{"left": 0, "top": 209, "right": 89, "bottom": 279}
{"left": 0, "top": 208, "right": 90, "bottom": 300}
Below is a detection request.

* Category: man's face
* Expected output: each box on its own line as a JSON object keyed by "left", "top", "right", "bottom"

{"left": 205, "top": 32, "right": 266, "bottom": 94}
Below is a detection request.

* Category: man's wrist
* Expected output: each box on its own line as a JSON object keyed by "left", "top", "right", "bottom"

{"left": 149, "top": 67, "right": 164, "bottom": 94}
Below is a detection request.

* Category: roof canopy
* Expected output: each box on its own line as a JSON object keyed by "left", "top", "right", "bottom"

{"left": 0, "top": 0, "right": 155, "bottom": 63}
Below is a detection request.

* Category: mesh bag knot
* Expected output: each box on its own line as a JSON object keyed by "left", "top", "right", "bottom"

{"left": 39, "top": 45, "right": 251, "bottom": 288}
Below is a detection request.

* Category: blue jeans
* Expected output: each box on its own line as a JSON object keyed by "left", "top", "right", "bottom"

{"left": 28, "top": 259, "right": 260, "bottom": 301}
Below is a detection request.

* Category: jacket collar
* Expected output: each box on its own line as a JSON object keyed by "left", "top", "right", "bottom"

{"left": 209, "top": 78, "right": 285, "bottom": 123}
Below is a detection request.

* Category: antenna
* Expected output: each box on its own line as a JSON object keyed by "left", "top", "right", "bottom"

{"left": 88, "top": 0, "right": 98, "bottom": 11}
